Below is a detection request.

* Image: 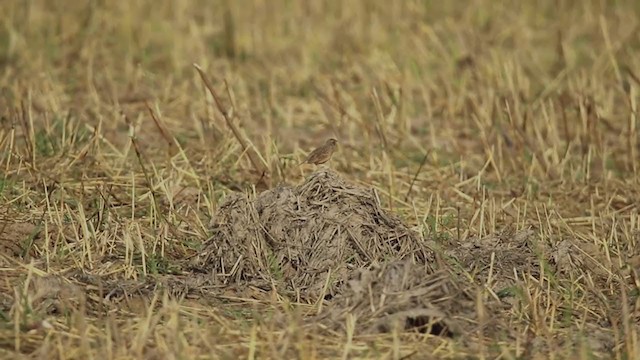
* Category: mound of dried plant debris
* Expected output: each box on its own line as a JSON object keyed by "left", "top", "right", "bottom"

{"left": 193, "top": 169, "right": 435, "bottom": 300}
{"left": 314, "top": 260, "right": 482, "bottom": 337}
{"left": 446, "top": 226, "right": 539, "bottom": 292}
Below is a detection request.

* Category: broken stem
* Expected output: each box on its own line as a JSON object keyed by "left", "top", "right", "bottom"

{"left": 193, "top": 63, "right": 269, "bottom": 180}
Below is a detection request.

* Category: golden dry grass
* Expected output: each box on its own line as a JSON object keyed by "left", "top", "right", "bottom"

{"left": 1, "top": 0, "right": 640, "bottom": 359}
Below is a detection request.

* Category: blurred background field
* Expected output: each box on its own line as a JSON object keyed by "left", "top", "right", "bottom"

{"left": 1, "top": 1, "right": 640, "bottom": 358}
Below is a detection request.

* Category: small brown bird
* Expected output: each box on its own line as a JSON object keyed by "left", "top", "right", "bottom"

{"left": 299, "top": 138, "right": 338, "bottom": 166}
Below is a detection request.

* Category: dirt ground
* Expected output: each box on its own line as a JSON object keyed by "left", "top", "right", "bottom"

{"left": 1, "top": 168, "right": 632, "bottom": 358}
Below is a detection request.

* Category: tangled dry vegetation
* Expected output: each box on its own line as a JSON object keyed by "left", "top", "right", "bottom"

{"left": 1, "top": 1, "right": 640, "bottom": 359}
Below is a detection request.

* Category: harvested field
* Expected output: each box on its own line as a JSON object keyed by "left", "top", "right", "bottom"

{"left": 1, "top": 1, "right": 640, "bottom": 359}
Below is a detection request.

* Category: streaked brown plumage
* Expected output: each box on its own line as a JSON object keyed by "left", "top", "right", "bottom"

{"left": 300, "top": 138, "right": 338, "bottom": 166}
